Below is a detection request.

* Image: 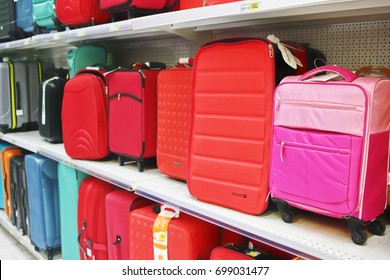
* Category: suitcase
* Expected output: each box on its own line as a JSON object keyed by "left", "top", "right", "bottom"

{"left": 107, "top": 63, "right": 165, "bottom": 171}
{"left": 9, "top": 155, "right": 30, "bottom": 236}
{"left": 179, "top": 0, "right": 203, "bottom": 9}
{"left": 58, "top": 163, "right": 89, "bottom": 260}
{"left": 210, "top": 243, "right": 272, "bottom": 260}
{"left": 187, "top": 38, "right": 275, "bottom": 214}
{"left": 129, "top": 204, "right": 219, "bottom": 260}
{"left": 0, "top": 141, "right": 12, "bottom": 210}
{"left": 77, "top": 176, "right": 117, "bottom": 260}
{"left": 156, "top": 60, "right": 192, "bottom": 180}
{"left": 38, "top": 74, "right": 67, "bottom": 143}
{"left": 269, "top": 65, "right": 390, "bottom": 245}
{"left": 62, "top": 69, "right": 110, "bottom": 160}
{"left": 55, "top": 0, "right": 110, "bottom": 28}
{"left": 67, "top": 45, "right": 107, "bottom": 78}
{"left": 25, "top": 154, "right": 61, "bottom": 259}
{"left": 105, "top": 190, "right": 152, "bottom": 260}
{"left": 33, "top": 0, "right": 64, "bottom": 32}
{"left": 204, "top": 0, "right": 242, "bottom": 5}
{"left": 16, "top": 0, "right": 34, "bottom": 34}
{"left": 1, "top": 147, "right": 23, "bottom": 218}
{"left": 0, "top": 0, "right": 20, "bottom": 41}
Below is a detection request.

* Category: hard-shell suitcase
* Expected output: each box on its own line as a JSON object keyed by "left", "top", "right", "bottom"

{"left": 0, "top": 0, "right": 20, "bottom": 41}
{"left": 269, "top": 65, "right": 390, "bottom": 245}
{"left": 55, "top": 0, "right": 110, "bottom": 28}
{"left": 105, "top": 190, "right": 152, "bottom": 260}
{"left": 156, "top": 61, "right": 192, "bottom": 180}
{"left": 33, "top": 0, "right": 63, "bottom": 32}
{"left": 38, "top": 74, "right": 67, "bottom": 143}
{"left": 129, "top": 204, "right": 219, "bottom": 260}
{"left": 62, "top": 69, "right": 110, "bottom": 160}
{"left": 78, "top": 177, "right": 117, "bottom": 260}
{"left": 67, "top": 45, "right": 107, "bottom": 78}
{"left": 16, "top": 0, "right": 34, "bottom": 34}
{"left": 58, "top": 163, "right": 89, "bottom": 260}
{"left": 107, "top": 63, "right": 164, "bottom": 171}
{"left": 25, "top": 154, "right": 61, "bottom": 259}
{"left": 10, "top": 155, "right": 30, "bottom": 235}
{"left": 179, "top": 0, "right": 203, "bottom": 10}
{"left": 187, "top": 38, "right": 275, "bottom": 215}
{"left": 1, "top": 146, "right": 23, "bottom": 218}
{"left": 0, "top": 141, "right": 12, "bottom": 209}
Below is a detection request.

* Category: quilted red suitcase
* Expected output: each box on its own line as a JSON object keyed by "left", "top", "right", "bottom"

{"left": 156, "top": 60, "right": 193, "bottom": 180}
{"left": 105, "top": 190, "right": 152, "bottom": 260}
{"left": 62, "top": 69, "right": 110, "bottom": 160}
{"left": 78, "top": 177, "right": 117, "bottom": 260}
{"left": 107, "top": 63, "right": 165, "bottom": 172}
{"left": 187, "top": 38, "right": 275, "bottom": 215}
{"left": 56, "top": 0, "right": 110, "bottom": 27}
{"left": 129, "top": 204, "right": 219, "bottom": 260}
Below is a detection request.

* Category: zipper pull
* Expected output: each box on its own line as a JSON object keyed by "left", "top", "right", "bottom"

{"left": 139, "top": 70, "right": 146, "bottom": 78}
{"left": 276, "top": 99, "right": 281, "bottom": 111}
{"left": 268, "top": 44, "right": 274, "bottom": 58}
{"left": 118, "top": 94, "right": 121, "bottom": 100}
{"left": 280, "top": 141, "right": 285, "bottom": 163}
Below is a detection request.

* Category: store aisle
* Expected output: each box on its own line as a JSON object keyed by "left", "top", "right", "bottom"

{"left": 0, "top": 225, "right": 37, "bottom": 260}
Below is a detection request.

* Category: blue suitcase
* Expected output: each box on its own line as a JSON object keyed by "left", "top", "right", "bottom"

{"left": 25, "top": 154, "right": 60, "bottom": 260}
{"left": 16, "top": 0, "right": 34, "bottom": 34}
{"left": 0, "top": 141, "right": 12, "bottom": 209}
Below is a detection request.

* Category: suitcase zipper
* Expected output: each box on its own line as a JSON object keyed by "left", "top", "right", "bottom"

{"left": 275, "top": 99, "right": 364, "bottom": 112}
{"left": 110, "top": 93, "right": 142, "bottom": 103}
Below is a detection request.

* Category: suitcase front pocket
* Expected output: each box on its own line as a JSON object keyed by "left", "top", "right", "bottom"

{"left": 270, "top": 126, "right": 363, "bottom": 215}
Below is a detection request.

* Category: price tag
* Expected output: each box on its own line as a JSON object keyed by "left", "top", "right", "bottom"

{"left": 109, "top": 23, "right": 120, "bottom": 32}
{"left": 240, "top": 1, "right": 261, "bottom": 12}
{"left": 53, "top": 33, "right": 61, "bottom": 40}
{"left": 77, "top": 30, "right": 86, "bottom": 37}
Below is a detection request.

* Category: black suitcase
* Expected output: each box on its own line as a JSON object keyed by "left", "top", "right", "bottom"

{"left": 10, "top": 155, "right": 30, "bottom": 236}
{"left": 38, "top": 70, "right": 68, "bottom": 143}
{"left": 0, "top": 0, "right": 21, "bottom": 42}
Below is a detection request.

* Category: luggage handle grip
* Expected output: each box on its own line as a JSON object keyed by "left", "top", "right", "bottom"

{"left": 299, "top": 65, "right": 358, "bottom": 83}
{"left": 78, "top": 219, "right": 88, "bottom": 259}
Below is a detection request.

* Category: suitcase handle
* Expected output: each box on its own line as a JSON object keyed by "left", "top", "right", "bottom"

{"left": 355, "top": 66, "right": 390, "bottom": 77}
{"left": 78, "top": 219, "right": 88, "bottom": 259}
{"left": 299, "top": 65, "right": 358, "bottom": 83}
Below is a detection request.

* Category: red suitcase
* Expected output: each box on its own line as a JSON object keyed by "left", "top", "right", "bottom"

{"left": 129, "top": 204, "right": 219, "bottom": 260}
{"left": 204, "top": 0, "right": 241, "bottom": 5}
{"left": 56, "top": 0, "right": 110, "bottom": 27}
{"left": 99, "top": 0, "right": 178, "bottom": 17}
{"left": 179, "top": 0, "right": 203, "bottom": 10}
{"left": 107, "top": 63, "right": 165, "bottom": 172}
{"left": 187, "top": 38, "right": 275, "bottom": 215}
{"left": 210, "top": 243, "right": 272, "bottom": 260}
{"left": 156, "top": 60, "right": 193, "bottom": 180}
{"left": 62, "top": 69, "right": 110, "bottom": 160}
{"left": 105, "top": 190, "right": 152, "bottom": 260}
{"left": 78, "top": 177, "right": 117, "bottom": 260}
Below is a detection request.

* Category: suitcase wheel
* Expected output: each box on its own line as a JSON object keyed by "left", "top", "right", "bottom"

{"left": 272, "top": 199, "right": 294, "bottom": 223}
{"left": 351, "top": 229, "right": 367, "bottom": 246}
{"left": 137, "top": 160, "right": 144, "bottom": 173}
{"left": 368, "top": 220, "right": 386, "bottom": 236}
{"left": 47, "top": 248, "right": 53, "bottom": 260}
{"left": 118, "top": 155, "right": 125, "bottom": 166}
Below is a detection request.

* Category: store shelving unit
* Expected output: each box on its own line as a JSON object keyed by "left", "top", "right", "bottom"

{"left": 0, "top": 0, "right": 389, "bottom": 260}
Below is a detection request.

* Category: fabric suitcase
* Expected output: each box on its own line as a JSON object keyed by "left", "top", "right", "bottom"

{"left": 0, "top": 141, "right": 12, "bottom": 209}
{"left": 0, "top": 0, "right": 20, "bottom": 41}
{"left": 33, "top": 0, "right": 63, "bottom": 32}
{"left": 204, "top": 0, "right": 241, "bottom": 5}
{"left": 55, "top": 0, "right": 110, "bottom": 28}
{"left": 99, "top": 0, "right": 178, "bottom": 17}
{"left": 1, "top": 147, "right": 23, "bottom": 218}
{"left": 179, "top": 0, "right": 203, "bottom": 9}
{"left": 210, "top": 243, "right": 271, "bottom": 260}
{"left": 78, "top": 176, "right": 117, "bottom": 260}
{"left": 10, "top": 155, "right": 30, "bottom": 236}
{"left": 105, "top": 190, "right": 152, "bottom": 260}
{"left": 67, "top": 45, "right": 107, "bottom": 78}
{"left": 16, "top": 0, "right": 34, "bottom": 34}
{"left": 156, "top": 62, "right": 192, "bottom": 180}
{"left": 62, "top": 69, "right": 110, "bottom": 160}
{"left": 107, "top": 63, "right": 164, "bottom": 171}
{"left": 38, "top": 74, "right": 67, "bottom": 143}
{"left": 58, "top": 163, "right": 89, "bottom": 260}
{"left": 187, "top": 38, "right": 275, "bottom": 215}
{"left": 269, "top": 65, "right": 390, "bottom": 245}
{"left": 25, "top": 154, "right": 60, "bottom": 259}
{"left": 129, "top": 204, "right": 219, "bottom": 260}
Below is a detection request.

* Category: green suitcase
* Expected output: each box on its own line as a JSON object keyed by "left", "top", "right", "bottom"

{"left": 67, "top": 45, "right": 107, "bottom": 78}
{"left": 58, "top": 163, "right": 89, "bottom": 260}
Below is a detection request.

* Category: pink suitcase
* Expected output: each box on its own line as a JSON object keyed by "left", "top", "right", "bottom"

{"left": 269, "top": 65, "right": 390, "bottom": 245}
{"left": 105, "top": 190, "right": 152, "bottom": 260}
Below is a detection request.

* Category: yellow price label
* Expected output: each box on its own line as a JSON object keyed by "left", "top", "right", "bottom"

{"left": 240, "top": 1, "right": 261, "bottom": 12}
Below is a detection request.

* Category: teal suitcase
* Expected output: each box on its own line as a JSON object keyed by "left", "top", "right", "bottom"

{"left": 58, "top": 163, "right": 89, "bottom": 260}
{"left": 0, "top": 141, "right": 12, "bottom": 209}
{"left": 33, "top": 0, "right": 64, "bottom": 32}
{"left": 67, "top": 45, "right": 107, "bottom": 78}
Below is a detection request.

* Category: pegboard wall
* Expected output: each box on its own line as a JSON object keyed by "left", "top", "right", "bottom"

{"left": 112, "top": 19, "right": 390, "bottom": 71}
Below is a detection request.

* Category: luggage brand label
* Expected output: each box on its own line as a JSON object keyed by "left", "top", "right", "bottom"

{"left": 232, "top": 192, "right": 248, "bottom": 199}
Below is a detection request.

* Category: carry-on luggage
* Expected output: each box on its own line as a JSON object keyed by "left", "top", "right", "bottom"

{"left": 33, "top": 0, "right": 64, "bottom": 32}
{"left": 156, "top": 60, "right": 192, "bottom": 180}
{"left": 187, "top": 38, "right": 275, "bottom": 215}
{"left": 62, "top": 68, "right": 110, "bottom": 160}
{"left": 78, "top": 177, "right": 117, "bottom": 260}
{"left": 269, "top": 65, "right": 390, "bottom": 245}
{"left": 107, "top": 62, "right": 165, "bottom": 171}
{"left": 16, "top": 0, "right": 34, "bottom": 34}
{"left": 38, "top": 72, "right": 68, "bottom": 143}
{"left": 25, "top": 154, "right": 61, "bottom": 259}
{"left": 204, "top": 0, "right": 241, "bottom": 6}
{"left": 128, "top": 204, "right": 219, "bottom": 260}
{"left": 0, "top": 0, "right": 20, "bottom": 41}
{"left": 0, "top": 141, "right": 12, "bottom": 210}
{"left": 1, "top": 146, "right": 23, "bottom": 218}
{"left": 58, "top": 163, "right": 89, "bottom": 260}
{"left": 179, "top": 0, "right": 203, "bottom": 10}
{"left": 105, "top": 190, "right": 152, "bottom": 260}
{"left": 9, "top": 155, "right": 30, "bottom": 235}
{"left": 210, "top": 243, "right": 271, "bottom": 260}
{"left": 67, "top": 45, "right": 107, "bottom": 78}
{"left": 55, "top": 0, "right": 110, "bottom": 28}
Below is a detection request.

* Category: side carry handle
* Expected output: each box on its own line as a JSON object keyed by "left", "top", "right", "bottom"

{"left": 299, "top": 65, "right": 358, "bottom": 83}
